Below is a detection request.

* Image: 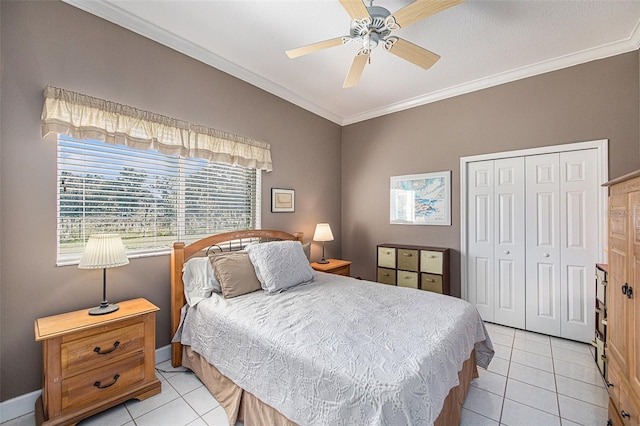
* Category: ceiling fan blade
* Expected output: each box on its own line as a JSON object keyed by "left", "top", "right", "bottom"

{"left": 384, "top": 37, "right": 440, "bottom": 70}
{"left": 338, "top": 0, "right": 370, "bottom": 20}
{"left": 286, "top": 37, "right": 350, "bottom": 59}
{"left": 343, "top": 51, "right": 369, "bottom": 88}
{"left": 390, "top": 0, "right": 464, "bottom": 29}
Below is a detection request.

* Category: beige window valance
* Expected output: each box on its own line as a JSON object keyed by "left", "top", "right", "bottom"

{"left": 41, "top": 86, "right": 272, "bottom": 171}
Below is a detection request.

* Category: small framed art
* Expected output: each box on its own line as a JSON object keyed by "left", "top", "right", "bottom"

{"left": 271, "top": 188, "right": 295, "bottom": 212}
{"left": 390, "top": 171, "right": 451, "bottom": 225}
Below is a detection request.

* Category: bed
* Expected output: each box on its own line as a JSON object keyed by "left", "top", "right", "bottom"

{"left": 170, "top": 229, "right": 493, "bottom": 426}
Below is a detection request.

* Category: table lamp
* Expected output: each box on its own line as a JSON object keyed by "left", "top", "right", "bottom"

{"left": 78, "top": 234, "right": 129, "bottom": 315}
{"left": 313, "top": 223, "right": 334, "bottom": 264}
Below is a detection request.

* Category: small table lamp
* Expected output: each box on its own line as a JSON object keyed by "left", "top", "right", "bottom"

{"left": 313, "top": 223, "right": 334, "bottom": 264}
{"left": 78, "top": 234, "right": 130, "bottom": 315}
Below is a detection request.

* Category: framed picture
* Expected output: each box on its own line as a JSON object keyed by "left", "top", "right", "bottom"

{"left": 390, "top": 171, "right": 451, "bottom": 226}
{"left": 271, "top": 188, "right": 295, "bottom": 212}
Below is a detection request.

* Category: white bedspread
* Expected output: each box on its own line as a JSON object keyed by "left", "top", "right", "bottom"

{"left": 180, "top": 272, "right": 493, "bottom": 425}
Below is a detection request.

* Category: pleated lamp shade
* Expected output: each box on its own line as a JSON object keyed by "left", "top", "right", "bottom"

{"left": 78, "top": 234, "right": 129, "bottom": 269}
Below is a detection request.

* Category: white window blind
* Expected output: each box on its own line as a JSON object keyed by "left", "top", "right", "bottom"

{"left": 57, "top": 135, "right": 261, "bottom": 265}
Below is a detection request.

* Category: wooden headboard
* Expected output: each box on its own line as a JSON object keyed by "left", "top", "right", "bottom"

{"left": 170, "top": 229, "right": 303, "bottom": 366}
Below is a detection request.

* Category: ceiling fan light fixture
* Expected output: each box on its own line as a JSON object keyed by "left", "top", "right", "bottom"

{"left": 286, "top": 0, "right": 464, "bottom": 88}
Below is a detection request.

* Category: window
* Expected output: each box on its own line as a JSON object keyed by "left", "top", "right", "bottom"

{"left": 57, "top": 135, "right": 261, "bottom": 265}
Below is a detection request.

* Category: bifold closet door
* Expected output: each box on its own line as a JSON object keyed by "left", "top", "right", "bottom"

{"left": 467, "top": 158, "right": 525, "bottom": 328}
{"left": 525, "top": 150, "right": 597, "bottom": 341}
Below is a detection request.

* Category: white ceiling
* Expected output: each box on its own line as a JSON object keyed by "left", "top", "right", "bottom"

{"left": 65, "top": 0, "right": 640, "bottom": 125}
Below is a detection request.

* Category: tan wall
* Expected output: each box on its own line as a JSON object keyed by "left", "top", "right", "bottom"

{"left": 341, "top": 51, "right": 640, "bottom": 295}
{"left": 0, "top": 1, "right": 342, "bottom": 400}
{"left": 2, "top": 0, "right": 640, "bottom": 404}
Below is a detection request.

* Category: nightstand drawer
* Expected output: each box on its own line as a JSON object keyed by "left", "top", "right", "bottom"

{"left": 377, "top": 267, "right": 396, "bottom": 285}
{"left": 420, "top": 250, "right": 443, "bottom": 274}
{"left": 330, "top": 265, "right": 350, "bottom": 276}
{"left": 421, "top": 273, "right": 443, "bottom": 293}
{"left": 397, "top": 249, "right": 419, "bottom": 272}
{"left": 397, "top": 271, "right": 418, "bottom": 288}
{"left": 62, "top": 320, "right": 145, "bottom": 378}
{"left": 62, "top": 352, "right": 145, "bottom": 412}
{"left": 378, "top": 247, "right": 396, "bottom": 269}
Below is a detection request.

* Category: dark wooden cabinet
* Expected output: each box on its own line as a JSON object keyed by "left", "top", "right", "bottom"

{"left": 376, "top": 244, "right": 450, "bottom": 295}
{"left": 594, "top": 263, "right": 608, "bottom": 380}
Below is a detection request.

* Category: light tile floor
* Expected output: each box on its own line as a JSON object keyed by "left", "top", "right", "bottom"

{"left": 3, "top": 322, "right": 608, "bottom": 426}
{"left": 461, "top": 322, "right": 608, "bottom": 426}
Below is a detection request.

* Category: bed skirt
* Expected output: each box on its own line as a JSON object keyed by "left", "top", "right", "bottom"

{"left": 182, "top": 345, "right": 478, "bottom": 426}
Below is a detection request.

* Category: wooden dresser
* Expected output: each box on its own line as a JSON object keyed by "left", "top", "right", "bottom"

{"left": 34, "top": 298, "right": 162, "bottom": 426}
{"left": 376, "top": 244, "right": 450, "bottom": 295}
{"left": 603, "top": 172, "right": 640, "bottom": 425}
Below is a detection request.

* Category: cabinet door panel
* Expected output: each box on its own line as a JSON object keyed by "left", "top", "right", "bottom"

{"left": 559, "top": 150, "right": 598, "bottom": 341}
{"left": 608, "top": 193, "right": 629, "bottom": 373}
{"left": 630, "top": 192, "right": 640, "bottom": 401}
{"left": 494, "top": 157, "right": 525, "bottom": 329}
{"left": 467, "top": 160, "right": 494, "bottom": 321}
{"left": 526, "top": 154, "right": 561, "bottom": 336}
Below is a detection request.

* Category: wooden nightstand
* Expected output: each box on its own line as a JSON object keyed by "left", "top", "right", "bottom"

{"left": 34, "top": 298, "right": 162, "bottom": 426}
{"left": 311, "top": 259, "right": 352, "bottom": 276}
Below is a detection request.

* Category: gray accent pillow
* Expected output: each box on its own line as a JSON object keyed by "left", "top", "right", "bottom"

{"left": 246, "top": 240, "right": 316, "bottom": 293}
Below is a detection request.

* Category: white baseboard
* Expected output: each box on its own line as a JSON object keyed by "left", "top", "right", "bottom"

{"left": 0, "top": 345, "right": 172, "bottom": 423}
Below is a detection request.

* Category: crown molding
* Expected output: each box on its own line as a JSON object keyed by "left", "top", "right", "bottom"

{"left": 62, "top": 0, "right": 344, "bottom": 125}
{"left": 63, "top": 1, "right": 640, "bottom": 127}
{"left": 342, "top": 19, "right": 640, "bottom": 125}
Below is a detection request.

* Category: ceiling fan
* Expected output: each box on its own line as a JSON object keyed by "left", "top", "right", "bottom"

{"left": 286, "top": 0, "right": 464, "bottom": 88}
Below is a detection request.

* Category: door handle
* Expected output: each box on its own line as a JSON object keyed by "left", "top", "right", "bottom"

{"left": 543, "top": 253, "right": 550, "bottom": 257}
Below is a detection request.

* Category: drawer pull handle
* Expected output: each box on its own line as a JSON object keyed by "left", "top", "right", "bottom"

{"left": 94, "top": 341, "right": 120, "bottom": 355}
{"left": 94, "top": 374, "right": 120, "bottom": 389}
{"left": 601, "top": 354, "right": 607, "bottom": 361}
{"left": 402, "top": 253, "right": 413, "bottom": 257}
{"left": 425, "top": 279, "right": 435, "bottom": 282}
{"left": 621, "top": 411, "right": 630, "bottom": 419}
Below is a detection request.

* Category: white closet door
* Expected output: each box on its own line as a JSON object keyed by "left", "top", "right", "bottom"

{"left": 525, "top": 154, "right": 562, "bottom": 336}
{"left": 559, "top": 149, "right": 598, "bottom": 341}
{"left": 494, "top": 157, "right": 526, "bottom": 328}
{"left": 467, "top": 160, "right": 495, "bottom": 322}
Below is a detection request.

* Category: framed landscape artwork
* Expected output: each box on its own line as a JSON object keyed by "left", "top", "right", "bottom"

{"left": 271, "top": 188, "right": 295, "bottom": 212}
{"left": 390, "top": 171, "right": 451, "bottom": 225}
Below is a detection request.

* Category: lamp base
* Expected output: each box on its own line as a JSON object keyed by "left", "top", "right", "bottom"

{"left": 317, "top": 259, "right": 329, "bottom": 264}
{"left": 88, "top": 303, "right": 119, "bottom": 316}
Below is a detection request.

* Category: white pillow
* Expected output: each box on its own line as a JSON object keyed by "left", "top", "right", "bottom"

{"left": 182, "top": 257, "right": 221, "bottom": 306}
{"left": 246, "top": 240, "right": 316, "bottom": 293}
